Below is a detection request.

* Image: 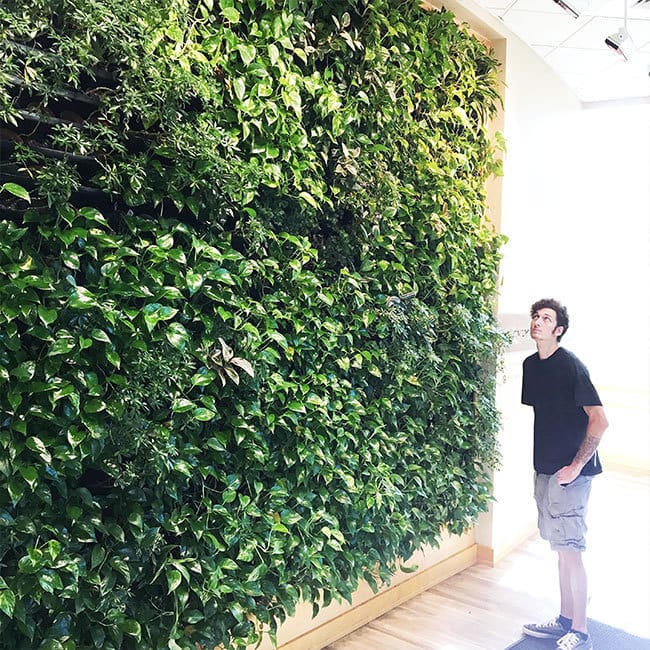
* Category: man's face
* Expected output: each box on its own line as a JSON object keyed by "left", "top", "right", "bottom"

{"left": 530, "top": 307, "right": 563, "bottom": 343}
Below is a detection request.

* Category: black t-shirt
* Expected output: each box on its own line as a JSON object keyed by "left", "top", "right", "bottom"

{"left": 522, "top": 347, "right": 603, "bottom": 475}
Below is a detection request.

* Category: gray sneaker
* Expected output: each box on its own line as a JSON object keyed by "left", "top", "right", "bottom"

{"left": 522, "top": 616, "right": 569, "bottom": 639}
{"left": 556, "top": 631, "right": 593, "bottom": 650}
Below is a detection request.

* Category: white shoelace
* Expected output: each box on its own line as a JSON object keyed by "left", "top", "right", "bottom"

{"left": 532, "top": 617, "right": 564, "bottom": 631}
{"left": 557, "top": 631, "right": 588, "bottom": 649}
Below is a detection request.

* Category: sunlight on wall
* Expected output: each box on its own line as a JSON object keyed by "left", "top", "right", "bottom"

{"left": 498, "top": 102, "right": 650, "bottom": 467}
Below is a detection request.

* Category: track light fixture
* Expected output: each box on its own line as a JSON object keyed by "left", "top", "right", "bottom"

{"left": 605, "top": 0, "right": 637, "bottom": 61}
{"left": 605, "top": 27, "right": 634, "bottom": 60}
{"left": 551, "top": 0, "right": 582, "bottom": 18}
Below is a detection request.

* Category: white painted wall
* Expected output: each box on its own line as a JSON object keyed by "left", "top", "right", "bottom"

{"left": 498, "top": 102, "right": 650, "bottom": 470}
{"left": 556, "top": 105, "right": 650, "bottom": 469}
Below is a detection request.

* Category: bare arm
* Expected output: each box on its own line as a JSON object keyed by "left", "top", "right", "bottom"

{"left": 556, "top": 405, "right": 609, "bottom": 485}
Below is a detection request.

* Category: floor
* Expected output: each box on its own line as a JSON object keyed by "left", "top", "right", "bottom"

{"left": 326, "top": 467, "right": 650, "bottom": 650}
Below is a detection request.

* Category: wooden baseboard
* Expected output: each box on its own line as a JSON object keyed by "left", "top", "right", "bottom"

{"left": 476, "top": 544, "right": 495, "bottom": 566}
{"left": 477, "top": 525, "right": 538, "bottom": 567}
{"left": 278, "top": 545, "right": 477, "bottom": 650}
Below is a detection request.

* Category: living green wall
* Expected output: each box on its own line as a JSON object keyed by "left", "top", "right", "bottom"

{"left": 0, "top": 0, "right": 505, "bottom": 648}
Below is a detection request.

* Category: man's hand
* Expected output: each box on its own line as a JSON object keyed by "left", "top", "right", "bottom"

{"left": 556, "top": 464, "right": 581, "bottom": 486}
{"left": 558, "top": 407, "right": 608, "bottom": 485}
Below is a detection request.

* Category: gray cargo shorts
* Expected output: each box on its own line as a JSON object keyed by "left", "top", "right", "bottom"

{"left": 534, "top": 471, "right": 593, "bottom": 552}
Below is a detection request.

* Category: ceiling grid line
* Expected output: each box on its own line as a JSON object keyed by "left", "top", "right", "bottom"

{"left": 474, "top": 0, "right": 650, "bottom": 104}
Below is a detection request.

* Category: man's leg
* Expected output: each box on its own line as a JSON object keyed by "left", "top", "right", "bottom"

{"left": 522, "top": 474, "right": 573, "bottom": 640}
{"left": 558, "top": 548, "right": 588, "bottom": 633}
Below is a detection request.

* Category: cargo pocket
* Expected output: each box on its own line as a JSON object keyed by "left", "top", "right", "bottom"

{"left": 547, "top": 473, "right": 592, "bottom": 550}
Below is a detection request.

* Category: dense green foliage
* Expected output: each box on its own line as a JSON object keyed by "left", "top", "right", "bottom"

{"left": 0, "top": 0, "right": 505, "bottom": 648}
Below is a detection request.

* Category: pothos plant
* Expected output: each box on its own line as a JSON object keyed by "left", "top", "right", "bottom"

{"left": 0, "top": 0, "right": 506, "bottom": 648}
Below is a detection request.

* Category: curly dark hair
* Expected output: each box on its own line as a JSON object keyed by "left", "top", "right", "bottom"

{"left": 530, "top": 298, "right": 569, "bottom": 341}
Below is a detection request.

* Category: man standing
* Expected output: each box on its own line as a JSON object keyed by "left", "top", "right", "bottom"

{"left": 521, "top": 298, "right": 609, "bottom": 650}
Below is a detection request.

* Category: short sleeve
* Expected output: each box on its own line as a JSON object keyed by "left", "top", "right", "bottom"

{"left": 521, "top": 355, "right": 536, "bottom": 405}
{"left": 573, "top": 359, "right": 602, "bottom": 407}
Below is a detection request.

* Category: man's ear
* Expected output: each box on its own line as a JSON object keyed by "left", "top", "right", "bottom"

{"left": 554, "top": 325, "right": 564, "bottom": 339}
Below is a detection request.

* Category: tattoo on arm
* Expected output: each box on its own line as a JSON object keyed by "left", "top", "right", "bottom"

{"left": 574, "top": 434, "right": 601, "bottom": 468}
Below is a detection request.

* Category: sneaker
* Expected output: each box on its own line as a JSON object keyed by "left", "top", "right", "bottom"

{"left": 556, "top": 631, "right": 593, "bottom": 650}
{"left": 522, "top": 616, "right": 569, "bottom": 639}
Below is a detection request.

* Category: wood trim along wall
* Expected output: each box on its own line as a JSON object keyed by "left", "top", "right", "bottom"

{"left": 477, "top": 524, "right": 538, "bottom": 568}
{"left": 277, "top": 545, "right": 478, "bottom": 650}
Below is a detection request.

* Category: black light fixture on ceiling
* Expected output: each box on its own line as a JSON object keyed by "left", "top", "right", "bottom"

{"left": 605, "top": 0, "right": 636, "bottom": 61}
{"left": 554, "top": 0, "right": 650, "bottom": 18}
{"left": 551, "top": 0, "right": 584, "bottom": 18}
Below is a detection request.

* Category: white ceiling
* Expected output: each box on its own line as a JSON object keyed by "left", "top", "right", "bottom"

{"left": 473, "top": 0, "right": 650, "bottom": 104}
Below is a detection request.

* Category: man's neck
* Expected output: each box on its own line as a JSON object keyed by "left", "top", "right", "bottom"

{"left": 537, "top": 340, "right": 560, "bottom": 360}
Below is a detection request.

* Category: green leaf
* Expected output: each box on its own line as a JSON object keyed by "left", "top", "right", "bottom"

{"left": 109, "top": 555, "right": 129, "bottom": 580}
{"left": 90, "top": 626, "right": 105, "bottom": 648}
{"left": 66, "top": 505, "right": 82, "bottom": 521}
{"left": 156, "top": 233, "right": 174, "bottom": 249}
{"left": 210, "top": 268, "right": 235, "bottom": 285}
{"left": 106, "top": 523, "right": 125, "bottom": 542}
{"left": 237, "top": 43, "right": 256, "bottom": 66}
{"left": 191, "top": 369, "right": 216, "bottom": 386}
{"left": 192, "top": 407, "right": 216, "bottom": 422}
{"left": 83, "top": 398, "right": 106, "bottom": 413}
{"left": 167, "top": 568, "right": 182, "bottom": 593}
{"left": 26, "top": 436, "right": 52, "bottom": 463}
{"left": 78, "top": 207, "right": 109, "bottom": 226}
{"left": 127, "top": 510, "right": 143, "bottom": 530}
{"left": 206, "top": 436, "right": 226, "bottom": 452}
{"left": 79, "top": 336, "right": 93, "bottom": 350}
{"left": 1, "top": 182, "right": 30, "bottom": 202}
{"left": 69, "top": 287, "right": 98, "bottom": 309}
{"left": 173, "top": 460, "right": 192, "bottom": 477}
{"left": 38, "top": 306, "right": 58, "bottom": 325}
{"left": 185, "top": 271, "right": 203, "bottom": 295}
{"left": 91, "top": 328, "right": 111, "bottom": 343}
{"left": 39, "top": 641, "right": 64, "bottom": 650}
{"left": 143, "top": 303, "right": 178, "bottom": 332}
{"left": 218, "top": 558, "right": 238, "bottom": 571}
{"left": 165, "top": 322, "right": 190, "bottom": 351}
{"left": 49, "top": 333, "right": 76, "bottom": 356}
{"left": 7, "top": 391, "right": 21, "bottom": 411}
{"left": 400, "top": 563, "right": 420, "bottom": 574}
{"left": 172, "top": 398, "right": 195, "bottom": 412}
{"left": 19, "top": 466, "right": 39, "bottom": 489}
{"left": 221, "top": 6, "right": 240, "bottom": 22}
{"left": 120, "top": 619, "right": 142, "bottom": 640}
{"left": 233, "top": 77, "right": 246, "bottom": 102}
{"left": 104, "top": 347, "right": 120, "bottom": 368}
{"left": 62, "top": 251, "right": 80, "bottom": 269}
{"left": 11, "top": 361, "right": 36, "bottom": 381}
{"left": 38, "top": 570, "right": 64, "bottom": 593}
{"left": 0, "top": 589, "right": 15, "bottom": 617}
{"left": 91, "top": 546, "right": 106, "bottom": 569}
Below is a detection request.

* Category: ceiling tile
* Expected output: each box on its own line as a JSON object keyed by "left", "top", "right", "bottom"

{"left": 477, "top": 0, "right": 516, "bottom": 10}
{"left": 530, "top": 44, "right": 556, "bottom": 56}
{"left": 562, "top": 16, "right": 650, "bottom": 49}
{"left": 472, "top": 0, "right": 650, "bottom": 102}
{"left": 501, "top": 10, "right": 591, "bottom": 46}
{"left": 546, "top": 46, "right": 619, "bottom": 74}
{"left": 507, "top": 0, "right": 566, "bottom": 13}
